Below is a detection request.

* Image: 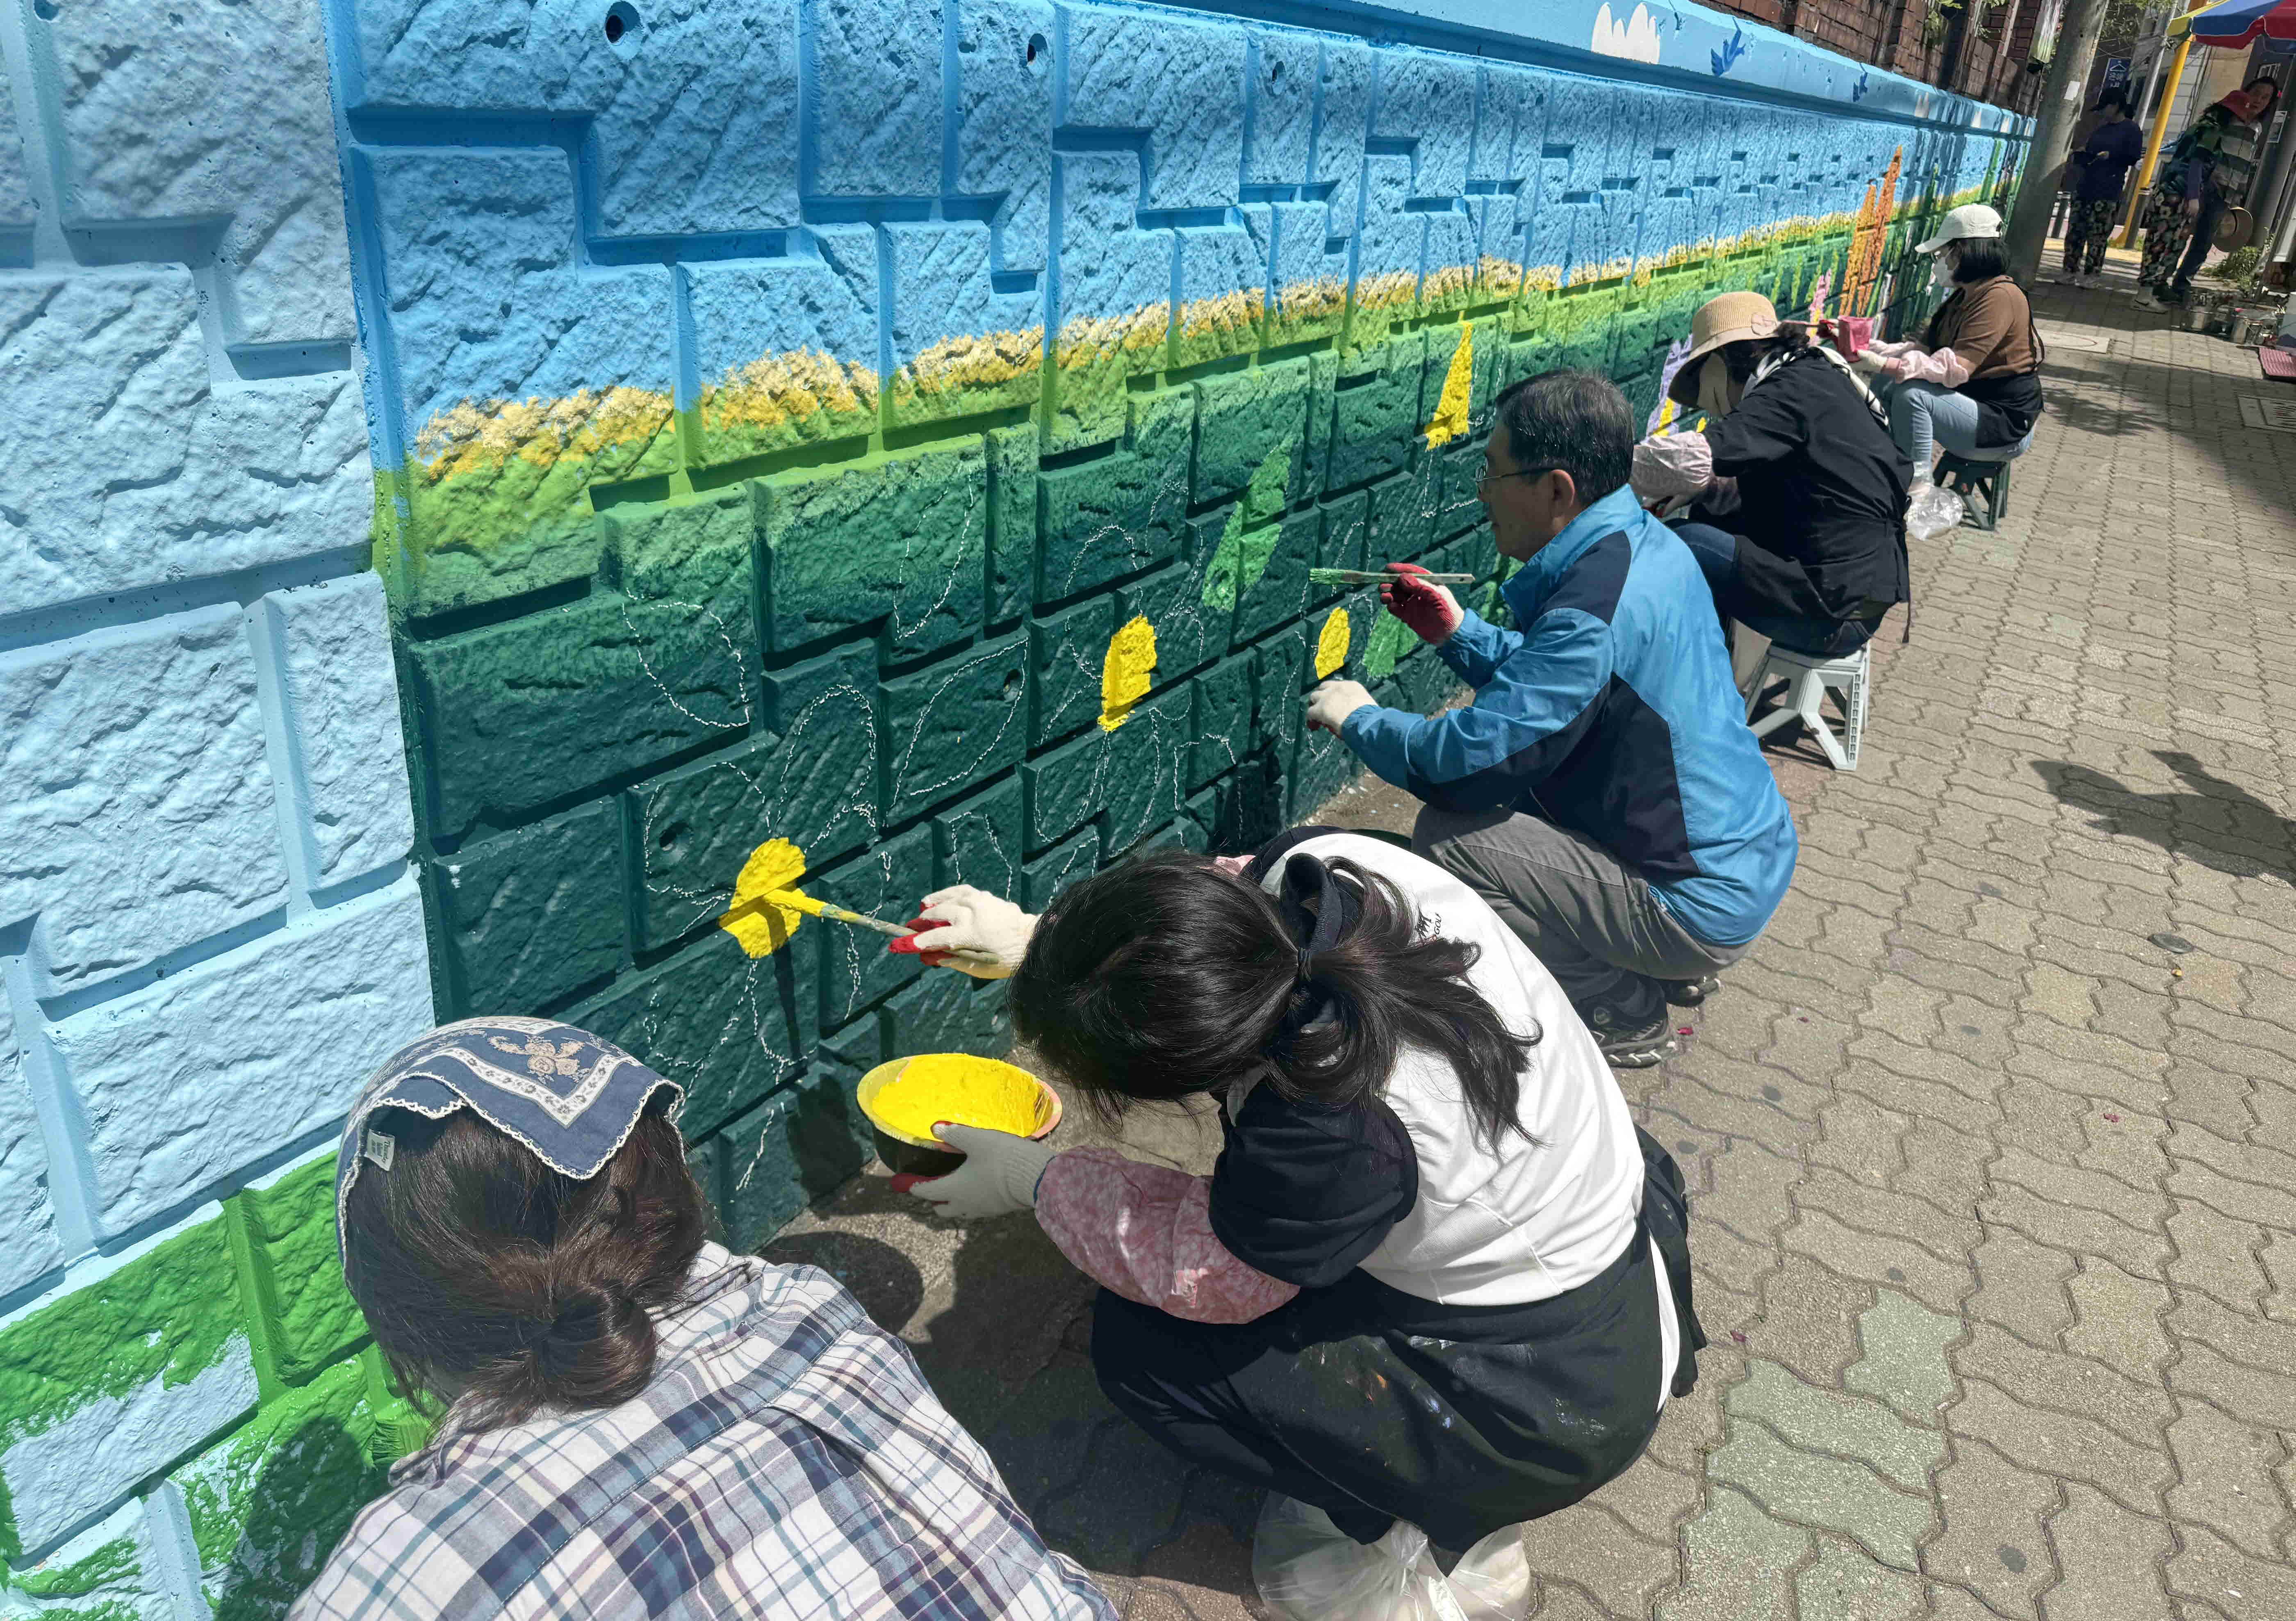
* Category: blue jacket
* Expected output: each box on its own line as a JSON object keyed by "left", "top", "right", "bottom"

{"left": 1342, "top": 486, "right": 1797, "bottom": 947}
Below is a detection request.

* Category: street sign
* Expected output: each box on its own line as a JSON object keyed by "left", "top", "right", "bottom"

{"left": 2105, "top": 57, "right": 2132, "bottom": 89}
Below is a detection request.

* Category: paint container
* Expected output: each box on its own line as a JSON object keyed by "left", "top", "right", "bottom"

{"left": 855, "top": 1053, "right": 1062, "bottom": 1176}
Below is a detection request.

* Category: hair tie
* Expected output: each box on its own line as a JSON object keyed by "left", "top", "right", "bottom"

{"left": 1294, "top": 945, "right": 1315, "bottom": 985}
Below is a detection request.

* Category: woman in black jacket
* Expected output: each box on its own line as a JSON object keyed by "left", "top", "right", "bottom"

{"left": 1633, "top": 291, "right": 1914, "bottom": 660}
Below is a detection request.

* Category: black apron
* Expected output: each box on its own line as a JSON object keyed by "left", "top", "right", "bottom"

{"left": 1091, "top": 1129, "right": 1706, "bottom": 1550}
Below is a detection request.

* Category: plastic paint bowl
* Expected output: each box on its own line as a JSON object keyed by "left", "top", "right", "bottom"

{"left": 854, "top": 1053, "right": 1063, "bottom": 1177}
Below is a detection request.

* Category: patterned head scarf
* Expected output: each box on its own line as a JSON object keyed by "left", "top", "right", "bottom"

{"left": 333, "top": 1017, "right": 683, "bottom": 1262}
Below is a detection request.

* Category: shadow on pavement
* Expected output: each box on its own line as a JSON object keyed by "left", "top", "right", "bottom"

{"left": 2033, "top": 750, "right": 2296, "bottom": 881}
{"left": 761, "top": 1148, "right": 1267, "bottom": 1615}
{"left": 2036, "top": 370, "right": 2162, "bottom": 440}
{"left": 2026, "top": 280, "right": 2296, "bottom": 537}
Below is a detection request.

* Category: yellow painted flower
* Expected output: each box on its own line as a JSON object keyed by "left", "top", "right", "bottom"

{"left": 1100, "top": 615, "right": 1158, "bottom": 732}
{"left": 720, "top": 838, "right": 810, "bottom": 957}
{"left": 1424, "top": 325, "right": 1473, "bottom": 449}
{"left": 1315, "top": 607, "right": 1352, "bottom": 680}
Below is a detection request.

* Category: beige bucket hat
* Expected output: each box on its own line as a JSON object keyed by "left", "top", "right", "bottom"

{"left": 1667, "top": 290, "right": 1779, "bottom": 409}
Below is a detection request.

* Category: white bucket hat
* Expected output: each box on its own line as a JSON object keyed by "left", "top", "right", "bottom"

{"left": 1915, "top": 203, "right": 2002, "bottom": 255}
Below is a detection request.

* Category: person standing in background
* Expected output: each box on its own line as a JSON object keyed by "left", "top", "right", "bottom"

{"left": 2138, "top": 78, "right": 2281, "bottom": 310}
{"left": 2064, "top": 91, "right": 2144, "bottom": 286}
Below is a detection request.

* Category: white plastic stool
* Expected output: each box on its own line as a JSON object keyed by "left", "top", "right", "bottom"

{"left": 1746, "top": 643, "right": 1869, "bottom": 771}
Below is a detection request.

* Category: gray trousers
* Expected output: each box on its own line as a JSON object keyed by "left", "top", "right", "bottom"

{"left": 1413, "top": 805, "right": 1746, "bottom": 1021}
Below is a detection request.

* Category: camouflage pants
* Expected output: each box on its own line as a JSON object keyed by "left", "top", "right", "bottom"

{"left": 2063, "top": 199, "right": 2118, "bottom": 276}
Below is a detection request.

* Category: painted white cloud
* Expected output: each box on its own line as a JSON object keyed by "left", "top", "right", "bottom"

{"left": 1591, "top": 3, "right": 1663, "bottom": 65}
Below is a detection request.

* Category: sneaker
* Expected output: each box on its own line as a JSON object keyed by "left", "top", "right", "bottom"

{"left": 1665, "top": 973, "right": 1722, "bottom": 1007}
{"left": 1577, "top": 999, "right": 1680, "bottom": 1068}
{"left": 2137, "top": 287, "right": 2173, "bottom": 311}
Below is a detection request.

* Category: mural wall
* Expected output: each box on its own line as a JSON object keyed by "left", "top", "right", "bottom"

{"left": 0, "top": 0, "right": 2025, "bottom": 1614}
{"left": 0, "top": 0, "right": 439, "bottom": 1611}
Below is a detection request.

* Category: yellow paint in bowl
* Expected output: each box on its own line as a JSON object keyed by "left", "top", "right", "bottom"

{"left": 859, "top": 1054, "right": 1057, "bottom": 1145}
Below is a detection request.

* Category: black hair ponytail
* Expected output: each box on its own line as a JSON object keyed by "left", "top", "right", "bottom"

{"left": 1010, "top": 850, "right": 1540, "bottom": 1150}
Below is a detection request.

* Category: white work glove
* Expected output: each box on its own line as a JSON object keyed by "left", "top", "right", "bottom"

{"left": 905, "top": 885, "right": 1036, "bottom": 979}
{"left": 902, "top": 1125, "right": 1059, "bottom": 1219}
{"left": 1304, "top": 679, "right": 1376, "bottom": 735}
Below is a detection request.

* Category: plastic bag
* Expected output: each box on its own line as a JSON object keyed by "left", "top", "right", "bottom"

{"left": 1250, "top": 1496, "right": 1531, "bottom": 1621}
{"left": 1906, "top": 482, "right": 1966, "bottom": 542}
{"left": 1446, "top": 1525, "right": 1532, "bottom": 1621}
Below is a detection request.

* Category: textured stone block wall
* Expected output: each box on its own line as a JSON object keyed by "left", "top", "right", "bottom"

{"left": 0, "top": 0, "right": 434, "bottom": 1612}
{"left": 353, "top": 0, "right": 2027, "bottom": 1297}
{"left": 1, "top": 1, "right": 2025, "bottom": 1615}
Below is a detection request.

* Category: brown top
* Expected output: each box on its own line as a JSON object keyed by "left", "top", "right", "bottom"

{"left": 1922, "top": 276, "right": 2039, "bottom": 381}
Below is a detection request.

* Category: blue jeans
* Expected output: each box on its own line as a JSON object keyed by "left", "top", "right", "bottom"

{"left": 1882, "top": 380, "right": 2033, "bottom": 474}
{"left": 1675, "top": 521, "right": 1880, "bottom": 659}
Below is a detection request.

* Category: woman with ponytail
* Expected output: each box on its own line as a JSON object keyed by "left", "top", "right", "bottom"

{"left": 298, "top": 1018, "right": 1112, "bottom": 1621}
{"left": 903, "top": 832, "right": 1705, "bottom": 1607}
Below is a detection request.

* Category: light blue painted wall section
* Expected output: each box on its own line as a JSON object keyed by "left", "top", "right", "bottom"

{"left": 1146, "top": 0, "right": 2032, "bottom": 134}
{"left": 0, "top": 0, "right": 435, "bottom": 1602}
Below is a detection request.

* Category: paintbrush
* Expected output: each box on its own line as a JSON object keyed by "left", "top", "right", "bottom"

{"left": 1307, "top": 567, "right": 1478, "bottom": 586}
{"left": 765, "top": 889, "right": 912, "bottom": 936}
{"left": 764, "top": 890, "right": 1003, "bottom": 966}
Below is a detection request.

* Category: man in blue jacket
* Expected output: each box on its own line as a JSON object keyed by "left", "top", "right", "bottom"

{"left": 1304, "top": 370, "right": 1798, "bottom": 1066}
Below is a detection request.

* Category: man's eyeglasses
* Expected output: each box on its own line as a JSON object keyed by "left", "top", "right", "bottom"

{"left": 1476, "top": 463, "right": 1560, "bottom": 492}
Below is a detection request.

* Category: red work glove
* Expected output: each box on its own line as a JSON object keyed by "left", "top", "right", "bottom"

{"left": 1380, "top": 561, "right": 1462, "bottom": 646}
{"left": 885, "top": 917, "right": 949, "bottom": 969}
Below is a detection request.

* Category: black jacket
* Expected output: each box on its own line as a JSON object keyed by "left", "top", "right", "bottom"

{"left": 1702, "top": 350, "right": 1912, "bottom": 624}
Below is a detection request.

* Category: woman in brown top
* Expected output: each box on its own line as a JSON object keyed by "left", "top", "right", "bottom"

{"left": 1854, "top": 204, "right": 2045, "bottom": 504}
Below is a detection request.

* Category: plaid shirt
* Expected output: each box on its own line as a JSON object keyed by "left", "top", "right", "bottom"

{"left": 292, "top": 1246, "right": 1115, "bottom": 1621}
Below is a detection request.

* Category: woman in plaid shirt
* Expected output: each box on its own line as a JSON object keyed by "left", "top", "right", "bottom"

{"left": 293, "top": 1018, "right": 1112, "bottom": 1621}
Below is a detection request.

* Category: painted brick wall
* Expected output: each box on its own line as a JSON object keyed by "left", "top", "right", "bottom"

{"left": 1, "top": 1, "right": 2025, "bottom": 1615}
{"left": 352, "top": 0, "right": 2026, "bottom": 1283}
{"left": 0, "top": 0, "right": 434, "bottom": 1612}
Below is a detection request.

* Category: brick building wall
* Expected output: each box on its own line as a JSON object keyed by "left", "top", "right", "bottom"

{"left": 1707, "top": 0, "right": 2053, "bottom": 110}
{"left": 1, "top": 2, "right": 2026, "bottom": 1615}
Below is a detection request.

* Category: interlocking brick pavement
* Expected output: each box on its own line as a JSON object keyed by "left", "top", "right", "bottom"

{"left": 768, "top": 262, "right": 2296, "bottom": 1618}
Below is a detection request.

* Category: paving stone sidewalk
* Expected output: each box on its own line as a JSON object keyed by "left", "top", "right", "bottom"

{"left": 766, "top": 262, "right": 2296, "bottom": 1619}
